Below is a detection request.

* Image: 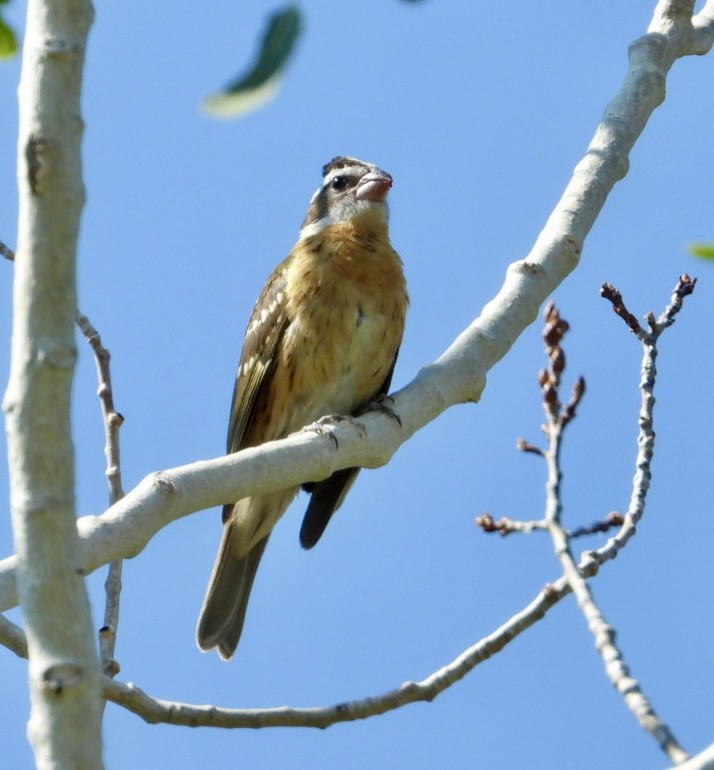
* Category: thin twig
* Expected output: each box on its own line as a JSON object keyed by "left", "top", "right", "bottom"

{"left": 0, "top": 238, "right": 15, "bottom": 261}
{"left": 600, "top": 282, "right": 645, "bottom": 338}
{"left": 476, "top": 511, "right": 623, "bottom": 539}
{"left": 0, "top": 613, "right": 28, "bottom": 658}
{"left": 653, "top": 275, "right": 697, "bottom": 331}
{"left": 568, "top": 512, "right": 624, "bottom": 538}
{"left": 75, "top": 314, "right": 125, "bottom": 679}
{"left": 75, "top": 315, "right": 125, "bottom": 504}
{"left": 475, "top": 513, "right": 547, "bottom": 535}
{"left": 542, "top": 283, "right": 695, "bottom": 765}
{"left": 478, "top": 306, "right": 587, "bottom": 540}
{"left": 549, "top": 518, "right": 689, "bottom": 764}
{"left": 611, "top": 275, "right": 695, "bottom": 535}
{"left": 516, "top": 437, "right": 545, "bottom": 457}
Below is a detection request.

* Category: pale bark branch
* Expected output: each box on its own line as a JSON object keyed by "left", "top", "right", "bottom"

{"left": 2, "top": 0, "right": 101, "bottom": 767}
{"left": 674, "top": 744, "right": 714, "bottom": 770}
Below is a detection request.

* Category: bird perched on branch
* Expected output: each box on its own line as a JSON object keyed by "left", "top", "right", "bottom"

{"left": 196, "top": 156, "right": 409, "bottom": 659}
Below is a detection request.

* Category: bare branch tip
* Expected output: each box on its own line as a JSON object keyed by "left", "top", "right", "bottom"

{"left": 677, "top": 273, "right": 696, "bottom": 295}
{"left": 600, "top": 282, "right": 643, "bottom": 334}
{"left": 475, "top": 513, "right": 517, "bottom": 536}
{"left": 673, "top": 273, "right": 697, "bottom": 302}
{"left": 569, "top": 511, "right": 625, "bottom": 539}
{"left": 516, "top": 437, "right": 545, "bottom": 456}
{"left": 560, "top": 376, "right": 587, "bottom": 425}
{"left": 0, "top": 239, "right": 16, "bottom": 262}
{"left": 475, "top": 513, "right": 495, "bottom": 532}
{"left": 599, "top": 282, "right": 620, "bottom": 302}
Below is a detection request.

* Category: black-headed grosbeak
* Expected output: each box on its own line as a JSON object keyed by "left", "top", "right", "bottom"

{"left": 196, "top": 156, "right": 408, "bottom": 659}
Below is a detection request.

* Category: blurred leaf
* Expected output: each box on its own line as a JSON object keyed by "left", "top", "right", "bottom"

{"left": 0, "top": 16, "right": 17, "bottom": 59}
{"left": 689, "top": 243, "right": 714, "bottom": 260}
{"left": 203, "top": 5, "right": 302, "bottom": 119}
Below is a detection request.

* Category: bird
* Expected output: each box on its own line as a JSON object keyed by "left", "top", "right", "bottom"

{"left": 196, "top": 156, "right": 409, "bottom": 659}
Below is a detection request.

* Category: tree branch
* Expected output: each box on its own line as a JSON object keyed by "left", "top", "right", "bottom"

{"left": 2, "top": 0, "right": 101, "bottom": 767}
{"left": 545, "top": 279, "right": 695, "bottom": 764}
{"left": 477, "top": 280, "right": 696, "bottom": 763}
{"left": 75, "top": 314, "right": 125, "bottom": 679}
{"left": 0, "top": 238, "right": 15, "bottom": 262}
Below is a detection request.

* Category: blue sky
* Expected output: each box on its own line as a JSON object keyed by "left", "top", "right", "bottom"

{"left": 1, "top": 2, "right": 713, "bottom": 768}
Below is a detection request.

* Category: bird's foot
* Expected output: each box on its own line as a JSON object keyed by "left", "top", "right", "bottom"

{"left": 302, "top": 413, "right": 369, "bottom": 448}
{"left": 356, "top": 394, "right": 402, "bottom": 427}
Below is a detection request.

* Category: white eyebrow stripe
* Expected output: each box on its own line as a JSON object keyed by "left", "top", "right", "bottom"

{"left": 323, "top": 163, "right": 368, "bottom": 186}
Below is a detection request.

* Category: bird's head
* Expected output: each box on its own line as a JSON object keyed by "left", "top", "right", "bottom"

{"left": 300, "top": 156, "right": 393, "bottom": 239}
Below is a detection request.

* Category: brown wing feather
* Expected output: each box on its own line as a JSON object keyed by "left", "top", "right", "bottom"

{"left": 222, "top": 264, "right": 289, "bottom": 526}
{"left": 226, "top": 263, "right": 289, "bottom": 456}
{"left": 198, "top": 262, "right": 292, "bottom": 655}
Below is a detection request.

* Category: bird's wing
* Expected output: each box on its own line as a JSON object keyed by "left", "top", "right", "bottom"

{"left": 226, "top": 263, "right": 289, "bottom": 457}
{"left": 299, "top": 348, "right": 400, "bottom": 549}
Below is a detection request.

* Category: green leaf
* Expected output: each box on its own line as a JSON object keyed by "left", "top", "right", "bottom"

{"left": 203, "top": 5, "right": 302, "bottom": 119}
{"left": 0, "top": 16, "right": 17, "bottom": 59}
{"left": 689, "top": 243, "right": 714, "bottom": 260}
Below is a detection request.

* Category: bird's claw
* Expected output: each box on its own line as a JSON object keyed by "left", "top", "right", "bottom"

{"left": 303, "top": 413, "right": 372, "bottom": 448}
{"left": 302, "top": 417, "right": 340, "bottom": 448}
{"left": 302, "top": 400, "right": 399, "bottom": 449}
{"left": 357, "top": 394, "right": 402, "bottom": 427}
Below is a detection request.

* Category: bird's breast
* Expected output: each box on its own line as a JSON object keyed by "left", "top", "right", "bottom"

{"left": 278, "top": 229, "right": 407, "bottom": 424}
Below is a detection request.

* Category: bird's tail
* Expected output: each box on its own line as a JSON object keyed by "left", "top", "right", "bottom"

{"left": 196, "top": 520, "right": 269, "bottom": 660}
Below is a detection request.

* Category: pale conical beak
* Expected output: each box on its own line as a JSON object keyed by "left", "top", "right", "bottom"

{"left": 356, "top": 169, "right": 393, "bottom": 202}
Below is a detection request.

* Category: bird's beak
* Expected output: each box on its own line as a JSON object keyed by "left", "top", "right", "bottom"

{"left": 356, "top": 169, "right": 393, "bottom": 202}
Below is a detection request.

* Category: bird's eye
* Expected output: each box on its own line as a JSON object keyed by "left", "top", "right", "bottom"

{"left": 330, "top": 175, "right": 347, "bottom": 191}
